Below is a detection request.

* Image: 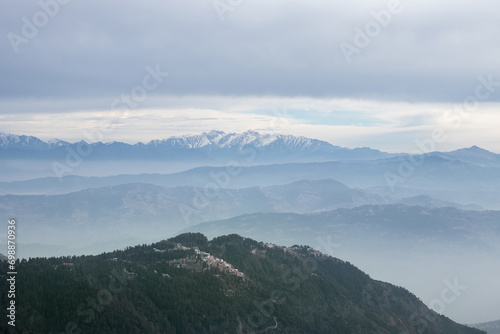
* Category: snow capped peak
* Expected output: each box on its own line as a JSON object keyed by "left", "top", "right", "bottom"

{"left": 0, "top": 130, "right": 335, "bottom": 152}
{"left": 242, "top": 130, "right": 260, "bottom": 137}
{"left": 0, "top": 132, "right": 22, "bottom": 144}
{"left": 47, "top": 138, "right": 70, "bottom": 148}
{"left": 205, "top": 130, "right": 225, "bottom": 138}
{"left": 202, "top": 130, "right": 226, "bottom": 145}
{"left": 0, "top": 132, "right": 52, "bottom": 150}
{"left": 0, "top": 130, "right": 395, "bottom": 162}
{"left": 149, "top": 130, "right": 279, "bottom": 149}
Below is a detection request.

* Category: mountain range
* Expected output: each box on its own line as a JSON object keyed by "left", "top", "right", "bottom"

{"left": 1, "top": 179, "right": 483, "bottom": 258}
{"left": 1, "top": 155, "right": 499, "bottom": 209}
{"left": 183, "top": 204, "right": 500, "bottom": 258}
{"left": 182, "top": 205, "right": 500, "bottom": 325}
{"left": 3, "top": 130, "right": 500, "bottom": 166}
{"left": 428, "top": 145, "right": 500, "bottom": 167}
{"left": 0, "top": 233, "right": 486, "bottom": 334}
{"left": 4, "top": 179, "right": 498, "bottom": 323}
{"left": 0, "top": 130, "right": 392, "bottom": 162}
{"left": 2, "top": 130, "right": 500, "bottom": 325}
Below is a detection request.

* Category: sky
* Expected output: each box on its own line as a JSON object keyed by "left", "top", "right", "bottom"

{"left": 1, "top": 0, "right": 500, "bottom": 153}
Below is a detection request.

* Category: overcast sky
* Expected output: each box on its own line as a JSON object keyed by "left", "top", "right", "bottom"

{"left": 1, "top": 0, "right": 499, "bottom": 152}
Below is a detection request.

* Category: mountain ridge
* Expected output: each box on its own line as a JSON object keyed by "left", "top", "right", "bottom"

{"left": 420, "top": 145, "right": 500, "bottom": 167}
{"left": 1, "top": 179, "right": 484, "bottom": 259}
{"left": 1, "top": 156, "right": 499, "bottom": 210}
{"left": 0, "top": 130, "right": 387, "bottom": 157}
{"left": 472, "top": 319, "right": 500, "bottom": 334}
{"left": 0, "top": 232, "right": 486, "bottom": 334}
{"left": 0, "top": 130, "right": 342, "bottom": 150}
{"left": 2, "top": 130, "right": 498, "bottom": 156}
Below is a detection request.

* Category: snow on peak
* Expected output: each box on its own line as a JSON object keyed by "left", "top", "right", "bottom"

{"left": 144, "top": 130, "right": 320, "bottom": 150}
{"left": 0, "top": 130, "right": 341, "bottom": 154}
{"left": 0, "top": 132, "right": 51, "bottom": 150}
{"left": 47, "top": 138, "right": 70, "bottom": 148}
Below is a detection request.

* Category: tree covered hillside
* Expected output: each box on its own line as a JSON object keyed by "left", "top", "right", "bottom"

{"left": 0, "top": 233, "right": 484, "bottom": 334}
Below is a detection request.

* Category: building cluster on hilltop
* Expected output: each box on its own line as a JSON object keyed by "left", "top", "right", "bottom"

{"left": 165, "top": 243, "right": 245, "bottom": 278}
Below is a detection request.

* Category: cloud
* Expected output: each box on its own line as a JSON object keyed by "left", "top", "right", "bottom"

{"left": 1, "top": 0, "right": 499, "bottom": 102}
{"left": 1, "top": 96, "right": 499, "bottom": 153}
{"left": 1, "top": 1, "right": 499, "bottom": 152}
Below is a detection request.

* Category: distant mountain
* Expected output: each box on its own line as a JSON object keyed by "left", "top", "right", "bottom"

{"left": 184, "top": 205, "right": 500, "bottom": 255}
{"left": 1, "top": 180, "right": 483, "bottom": 258}
{"left": 472, "top": 320, "right": 500, "bottom": 334}
{"left": 396, "top": 194, "right": 483, "bottom": 210}
{"left": 1, "top": 156, "right": 499, "bottom": 209}
{"left": 0, "top": 157, "right": 492, "bottom": 193}
{"left": 0, "top": 132, "right": 69, "bottom": 151}
{"left": 184, "top": 206, "right": 500, "bottom": 323}
{"left": 0, "top": 130, "right": 393, "bottom": 162}
{"left": 0, "top": 179, "right": 383, "bottom": 257}
{"left": 428, "top": 146, "right": 500, "bottom": 167}
{"left": 0, "top": 253, "right": 7, "bottom": 261}
{"left": 0, "top": 233, "right": 485, "bottom": 334}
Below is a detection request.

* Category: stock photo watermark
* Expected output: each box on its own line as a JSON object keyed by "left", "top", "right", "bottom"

{"left": 401, "top": 278, "right": 467, "bottom": 334}
{"left": 339, "top": 0, "right": 408, "bottom": 63}
{"left": 7, "top": 0, "right": 72, "bottom": 54}
{"left": 212, "top": 0, "right": 244, "bottom": 21}
{"left": 236, "top": 235, "right": 339, "bottom": 333}
{"left": 50, "top": 65, "right": 168, "bottom": 178}
{"left": 237, "top": 252, "right": 319, "bottom": 333}
{"left": 179, "top": 108, "right": 291, "bottom": 226}
{"left": 6, "top": 219, "right": 17, "bottom": 327}
{"left": 385, "top": 74, "right": 499, "bottom": 190}
{"left": 50, "top": 268, "right": 135, "bottom": 334}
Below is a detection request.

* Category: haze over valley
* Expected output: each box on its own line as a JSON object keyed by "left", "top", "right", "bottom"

{"left": 2, "top": 0, "right": 500, "bottom": 332}
{"left": 1, "top": 131, "right": 499, "bottom": 326}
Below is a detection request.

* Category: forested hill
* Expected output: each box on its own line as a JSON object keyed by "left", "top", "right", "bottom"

{"left": 0, "top": 233, "right": 484, "bottom": 334}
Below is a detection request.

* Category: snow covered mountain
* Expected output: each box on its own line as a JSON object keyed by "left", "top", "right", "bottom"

{"left": 2, "top": 130, "right": 499, "bottom": 168}
{"left": 0, "top": 132, "right": 69, "bottom": 150}
{"left": 139, "top": 130, "right": 338, "bottom": 151}
{"left": 0, "top": 130, "right": 392, "bottom": 162}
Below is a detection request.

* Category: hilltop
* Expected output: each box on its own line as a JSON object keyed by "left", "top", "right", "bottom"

{"left": 0, "top": 233, "right": 484, "bottom": 333}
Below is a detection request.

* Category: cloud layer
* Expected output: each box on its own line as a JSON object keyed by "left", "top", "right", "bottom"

{"left": 1, "top": 0, "right": 499, "bottom": 151}
{"left": 1, "top": 0, "right": 500, "bottom": 101}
